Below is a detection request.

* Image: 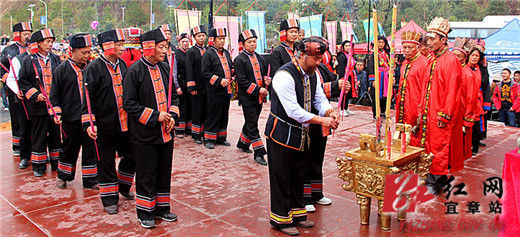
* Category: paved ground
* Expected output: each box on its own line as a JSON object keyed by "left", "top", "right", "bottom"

{"left": 0, "top": 101, "right": 516, "bottom": 236}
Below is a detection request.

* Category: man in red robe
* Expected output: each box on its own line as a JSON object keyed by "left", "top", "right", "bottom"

{"left": 395, "top": 31, "right": 428, "bottom": 147}
{"left": 421, "top": 17, "right": 464, "bottom": 195}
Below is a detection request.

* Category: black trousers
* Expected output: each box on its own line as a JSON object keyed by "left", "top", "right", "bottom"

{"left": 303, "top": 124, "right": 327, "bottom": 204}
{"left": 57, "top": 121, "right": 98, "bottom": 186}
{"left": 472, "top": 120, "right": 483, "bottom": 154}
{"left": 134, "top": 141, "right": 173, "bottom": 220}
{"left": 341, "top": 90, "right": 352, "bottom": 110}
{"left": 237, "top": 104, "right": 267, "bottom": 157}
{"left": 97, "top": 132, "right": 135, "bottom": 207}
{"left": 190, "top": 93, "right": 206, "bottom": 140}
{"left": 204, "top": 95, "right": 229, "bottom": 143}
{"left": 7, "top": 94, "right": 20, "bottom": 152}
{"left": 14, "top": 99, "right": 31, "bottom": 161}
{"left": 175, "top": 93, "right": 192, "bottom": 135}
{"left": 30, "top": 115, "right": 61, "bottom": 172}
{"left": 482, "top": 112, "right": 490, "bottom": 139}
{"left": 267, "top": 139, "right": 309, "bottom": 228}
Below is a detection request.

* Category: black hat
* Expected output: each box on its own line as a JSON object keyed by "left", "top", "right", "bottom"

{"left": 69, "top": 33, "right": 93, "bottom": 49}
{"left": 177, "top": 33, "right": 190, "bottom": 42}
{"left": 297, "top": 36, "right": 328, "bottom": 56}
{"left": 190, "top": 25, "right": 206, "bottom": 36}
{"left": 238, "top": 29, "right": 257, "bottom": 51}
{"left": 12, "top": 22, "right": 32, "bottom": 41}
{"left": 158, "top": 24, "right": 172, "bottom": 32}
{"left": 30, "top": 29, "right": 55, "bottom": 43}
{"left": 140, "top": 28, "right": 168, "bottom": 56}
{"left": 280, "top": 19, "right": 299, "bottom": 41}
{"left": 97, "top": 29, "right": 126, "bottom": 55}
{"left": 208, "top": 28, "right": 226, "bottom": 46}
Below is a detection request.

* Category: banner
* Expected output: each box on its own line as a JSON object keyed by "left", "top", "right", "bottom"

{"left": 300, "top": 14, "right": 322, "bottom": 37}
{"left": 324, "top": 21, "right": 337, "bottom": 54}
{"left": 213, "top": 16, "right": 241, "bottom": 59}
{"left": 362, "top": 19, "right": 385, "bottom": 42}
{"left": 340, "top": 21, "right": 358, "bottom": 43}
{"left": 175, "top": 9, "right": 201, "bottom": 34}
{"left": 246, "top": 11, "right": 266, "bottom": 54}
{"left": 287, "top": 12, "right": 299, "bottom": 20}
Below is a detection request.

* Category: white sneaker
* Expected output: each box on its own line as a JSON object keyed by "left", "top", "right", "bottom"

{"left": 315, "top": 197, "right": 332, "bottom": 205}
{"left": 341, "top": 110, "right": 349, "bottom": 117}
{"left": 305, "top": 204, "right": 316, "bottom": 212}
{"left": 346, "top": 109, "right": 355, "bottom": 115}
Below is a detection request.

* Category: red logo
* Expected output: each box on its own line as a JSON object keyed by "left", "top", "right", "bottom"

{"left": 383, "top": 172, "right": 434, "bottom": 213}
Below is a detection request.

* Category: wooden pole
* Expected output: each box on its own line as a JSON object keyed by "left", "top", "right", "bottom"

{"left": 385, "top": 3, "right": 397, "bottom": 159}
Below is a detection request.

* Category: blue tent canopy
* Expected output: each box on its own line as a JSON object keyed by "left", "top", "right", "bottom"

{"left": 485, "top": 18, "right": 520, "bottom": 60}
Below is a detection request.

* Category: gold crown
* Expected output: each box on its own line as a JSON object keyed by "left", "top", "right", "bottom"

{"left": 401, "top": 31, "right": 422, "bottom": 43}
{"left": 427, "top": 17, "right": 450, "bottom": 37}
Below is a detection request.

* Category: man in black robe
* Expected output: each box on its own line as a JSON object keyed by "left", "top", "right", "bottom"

{"left": 234, "top": 29, "right": 270, "bottom": 165}
{"left": 201, "top": 28, "right": 233, "bottom": 149}
{"left": 185, "top": 25, "right": 207, "bottom": 144}
{"left": 0, "top": 22, "right": 32, "bottom": 168}
{"left": 18, "top": 29, "right": 62, "bottom": 177}
{"left": 123, "top": 28, "right": 179, "bottom": 229}
{"left": 174, "top": 33, "right": 191, "bottom": 137}
{"left": 82, "top": 29, "right": 136, "bottom": 214}
{"left": 270, "top": 19, "right": 299, "bottom": 77}
{"left": 50, "top": 33, "right": 98, "bottom": 189}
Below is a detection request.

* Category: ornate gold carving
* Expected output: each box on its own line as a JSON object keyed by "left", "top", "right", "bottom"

{"left": 355, "top": 165, "right": 385, "bottom": 197}
{"left": 395, "top": 123, "right": 412, "bottom": 133}
{"left": 336, "top": 157, "right": 354, "bottom": 191}
{"left": 397, "top": 161, "right": 417, "bottom": 173}
{"left": 357, "top": 194, "right": 371, "bottom": 225}
{"left": 359, "top": 134, "right": 376, "bottom": 152}
{"left": 417, "top": 152, "right": 434, "bottom": 178}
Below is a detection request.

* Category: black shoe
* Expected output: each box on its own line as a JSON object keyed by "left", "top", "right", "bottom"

{"left": 205, "top": 142, "right": 215, "bottom": 149}
{"left": 479, "top": 141, "right": 486, "bottom": 147}
{"left": 139, "top": 219, "right": 156, "bottom": 229}
{"left": 237, "top": 144, "right": 253, "bottom": 153}
{"left": 33, "top": 171, "right": 44, "bottom": 177}
{"left": 19, "top": 159, "right": 29, "bottom": 169}
{"left": 194, "top": 139, "right": 203, "bottom": 144}
{"left": 121, "top": 191, "right": 135, "bottom": 200}
{"left": 56, "top": 179, "right": 67, "bottom": 189}
{"left": 156, "top": 212, "right": 178, "bottom": 222}
{"left": 104, "top": 205, "right": 118, "bottom": 214}
{"left": 13, "top": 150, "right": 20, "bottom": 156}
{"left": 254, "top": 156, "right": 267, "bottom": 166}
{"left": 217, "top": 141, "right": 231, "bottom": 146}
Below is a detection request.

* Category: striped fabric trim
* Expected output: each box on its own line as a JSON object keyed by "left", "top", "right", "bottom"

{"left": 483, "top": 102, "right": 491, "bottom": 111}
{"left": 251, "top": 138, "right": 264, "bottom": 150}
{"left": 156, "top": 193, "right": 170, "bottom": 206}
{"left": 311, "top": 181, "right": 323, "bottom": 191}
{"left": 239, "top": 132, "right": 251, "bottom": 145}
{"left": 204, "top": 132, "right": 217, "bottom": 141}
{"left": 49, "top": 106, "right": 62, "bottom": 116}
{"left": 12, "top": 137, "right": 20, "bottom": 146}
{"left": 210, "top": 75, "right": 219, "bottom": 85}
{"left": 41, "top": 29, "right": 54, "bottom": 39}
{"left": 247, "top": 83, "right": 256, "bottom": 94}
{"left": 169, "top": 105, "right": 180, "bottom": 117}
{"left": 99, "top": 183, "right": 119, "bottom": 197}
{"left": 191, "top": 125, "right": 203, "bottom": 134}
{"left": 58, "top": 162, "right": 74, "bottom": 174}
{"left": 323, "top": 82, "right": 331, "bottom": 99}
{"left": 49, "top": 149, "right": 60, "bottom": 160}
{"left": 215, "top": 28, "right": 226, "bottom": 37}
{"left": 105, "top": 62, "right": 128, "bottom": 132}
{"left": 102, "top": 41, "right": 115, "bottom": 55}
{"left": 117, "top": 170, "right": 134, "bottom": 186}
{"left": 81, "top": 114, "right": 96, "bottom": 124}
{"left": 31, "top": 152, "right": 47, "bottom": 164}
{"left": 139, "top": 108, "right": 153, "bottom": 125}
{"left": 81, "top": 164, "right": 98, "bottom": 177}
{"left": 187, "top": 121, "right": 192, "bottom": 129}
{"left": 187, "top": 81, "right": 196, "bottom": 87}
{"left": 136, "top": 195, "right": 156, "bottom": 211}
{"left": 270, "top": 212, "right": 293, "bottom": 224}
{"left": 288, "top": 19, "right": 299, "bottom": 28}
{"left": 292, "top": 208, "right": 307, "bottom": 218}
{"left": 217, "top": 130, "right": 227, "bottom": 138}
{"left": 83, "top": 35, "right": 93, "bottom": 47}
{"left": 303, "top": 184, "right": 312, "bottom": 197}
{"left": 21, "top": 22, "right": 32, "bottom": 31}
{"left": 115, "top": 29, "right": 126, "bottom": 41}
{"left": 26, "top": 88, "right": 38, "bottom": 100}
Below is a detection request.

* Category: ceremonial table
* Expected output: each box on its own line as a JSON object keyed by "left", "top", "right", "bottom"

{"left": 336, "top": 133, "right": 433, "bottom": 231}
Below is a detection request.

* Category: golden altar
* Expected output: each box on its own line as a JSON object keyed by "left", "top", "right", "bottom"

{"left": 336, "top": 131, "right": 433, "bottom": 231}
